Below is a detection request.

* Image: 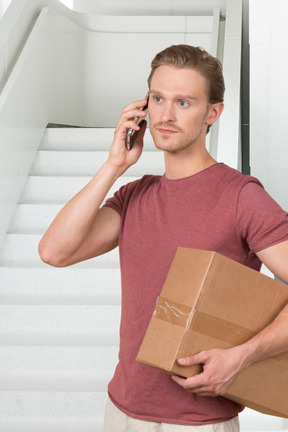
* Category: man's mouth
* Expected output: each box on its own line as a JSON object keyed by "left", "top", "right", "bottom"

{"left": 157, "top": 127, "right": 178, "bottom": 135}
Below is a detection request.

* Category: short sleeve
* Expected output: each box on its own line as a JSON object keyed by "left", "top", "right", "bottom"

{"left": 104, "top": 185, "right": 126, "bottom": 216}
{"left": 103, "top": 178, "right": 143, "bottom": 216}
{"left": 237, "top": 182, "right": 288, "bottom": 253}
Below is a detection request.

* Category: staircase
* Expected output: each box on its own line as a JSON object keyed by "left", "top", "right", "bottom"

{"left": 0, "top": 126, "right": 164, "bottom": 432}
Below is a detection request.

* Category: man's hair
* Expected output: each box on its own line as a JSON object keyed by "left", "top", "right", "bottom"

{"left": 147, "top": 44, "right": 225, "bottom": 105}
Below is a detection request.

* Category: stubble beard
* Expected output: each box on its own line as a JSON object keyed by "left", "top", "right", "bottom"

{"left": 150, "top": 121, "right": 206, "bottom": 153}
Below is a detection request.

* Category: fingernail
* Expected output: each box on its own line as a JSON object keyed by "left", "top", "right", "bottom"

{"left": 178, "top": 358, "right": 186, "bottom": 365}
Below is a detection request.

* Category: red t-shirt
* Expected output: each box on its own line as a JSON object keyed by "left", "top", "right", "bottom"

{"left": 104, "top": 163, "right": 288, "bottom": 425}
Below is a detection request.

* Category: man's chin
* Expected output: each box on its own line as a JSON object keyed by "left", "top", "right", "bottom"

{"left": 152, "top": 136, "right": 188, "bottom": 153}
{"left": 150, "top": 132, "right": 175, "bottom": 151}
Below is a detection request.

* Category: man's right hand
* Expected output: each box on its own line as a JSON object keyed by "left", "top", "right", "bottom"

{"left": 108, "top": 98, "right": 148, "bottom": 174}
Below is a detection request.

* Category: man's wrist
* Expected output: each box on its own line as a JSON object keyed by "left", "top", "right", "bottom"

{"left": 232, "top": 341, "right": 259, "bottom": 372}
{"left": 102, "top": 159, "right": 127, "bottom": 181}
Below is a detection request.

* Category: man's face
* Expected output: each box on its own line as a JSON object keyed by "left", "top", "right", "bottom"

{"left": 148, "top": 65, "right": 212, "bottom": 153}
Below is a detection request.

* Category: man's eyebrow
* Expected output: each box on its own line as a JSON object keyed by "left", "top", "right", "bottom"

{"left": 149, "top": 90, "right": 198, "bottom": 101}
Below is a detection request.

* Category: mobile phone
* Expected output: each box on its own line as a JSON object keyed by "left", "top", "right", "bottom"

{"left": 125, "top": 94, "right": 149, "bottom": 150}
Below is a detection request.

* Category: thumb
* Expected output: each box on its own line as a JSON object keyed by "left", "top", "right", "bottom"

{"left": 178, "top": 352, "right": 207, "bottom": 367}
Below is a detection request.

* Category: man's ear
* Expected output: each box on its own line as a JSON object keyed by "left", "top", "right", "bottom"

{"left": 205, "top": 103, "right": 224, "bottom": 127}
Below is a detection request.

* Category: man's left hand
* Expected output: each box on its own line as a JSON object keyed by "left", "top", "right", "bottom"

{"left": 171, "top": 346, "right": 249, "bottom": 397}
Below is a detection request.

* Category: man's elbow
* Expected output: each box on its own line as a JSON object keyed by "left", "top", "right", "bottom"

{"left": 38, "top": 240, "right": 67, "bottom": 268}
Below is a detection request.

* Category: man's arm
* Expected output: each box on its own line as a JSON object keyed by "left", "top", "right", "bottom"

{"left": 38, "top": 99, "right": 147, "bottom": 267}
{"left": 172, "top": 240, "right": 288, "bottom": 396}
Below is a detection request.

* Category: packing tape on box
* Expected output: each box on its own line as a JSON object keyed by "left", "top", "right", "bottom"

{"left": 153, "top": 296, "right": 192, "bottom": 327}
{"left": 153, "top": 296, "right": 256, "bottom": 342}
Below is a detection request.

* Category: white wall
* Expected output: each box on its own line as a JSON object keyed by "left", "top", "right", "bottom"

{"left": 250, "top": 0, "right": 288, "bottom": 212}
{"left": 250, "top": 3, "right": 288, "bottom": 428}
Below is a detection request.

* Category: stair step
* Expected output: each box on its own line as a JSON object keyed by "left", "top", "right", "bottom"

{"left": 0, "top": 234, "right": 119, "bottom": 267}
{"left": 0, "top": 305, "right": 120, "bottom": 345}
{"left": 30, "top": 150, "right": 165, "bottom": 176}
{"left": 19, "top": 176, "right": 139, "bottom": 204}
{"left": 8, "top": 204, "right": 65, "bottom": 233}
{"left": 41, "top": 127, "right": 156, "bottom": 151}
{"left": 0, "top": 391, "right": 107, "bottom": 432}
{"left": 0, "top": 267, "right": 121, "bottom": 305}
{"left": 0, "top": 346, "right": 118, "bottom": 391}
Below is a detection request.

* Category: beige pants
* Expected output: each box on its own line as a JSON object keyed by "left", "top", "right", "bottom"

{"left": 104, "top": 398, "right": 240, "bottom": 432}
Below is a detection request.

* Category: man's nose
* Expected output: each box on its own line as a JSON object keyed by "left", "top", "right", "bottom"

{"left": 160, "top": 103, "right": 175, "bottom": 123}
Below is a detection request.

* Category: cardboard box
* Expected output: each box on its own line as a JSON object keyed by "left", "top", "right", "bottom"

{"left": 136, "top": 247, "right": 288, "bottom": 418}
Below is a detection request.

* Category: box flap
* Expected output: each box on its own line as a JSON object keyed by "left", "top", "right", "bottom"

{"left": 160, "top": 247, "right": 215, "bottom": 307}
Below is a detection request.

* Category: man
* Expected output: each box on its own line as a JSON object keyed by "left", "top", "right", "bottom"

{"left": 39, "top": 45, "right": 288, "bottom": 431}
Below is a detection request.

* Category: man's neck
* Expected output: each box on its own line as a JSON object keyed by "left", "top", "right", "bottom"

{"left": 164, "top": 148, "right": 217, "bottom": 180}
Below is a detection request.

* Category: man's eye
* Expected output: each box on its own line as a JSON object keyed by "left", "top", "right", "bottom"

{"left": 179, "top": 100, "right": 188, "bottom": 107}
{"left": 154, "top": 96, "right": 162, "bottom": 103}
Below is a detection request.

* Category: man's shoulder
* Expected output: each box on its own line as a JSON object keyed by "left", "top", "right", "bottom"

{"left": 126, "top": 174, "right": 161, "bottom": 191}
{"left": 115, "top": 174, "right": 161, "bottom": 203}
{"left": 217, "top": 163, "right": 263, "bottom": 188}
{"left": 217, "top": 163, "right": 246, "bottom": 179}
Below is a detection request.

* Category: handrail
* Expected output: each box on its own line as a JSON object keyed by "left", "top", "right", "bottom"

{"left": 0, "top": 0, "right": 79, "bottom": 94}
